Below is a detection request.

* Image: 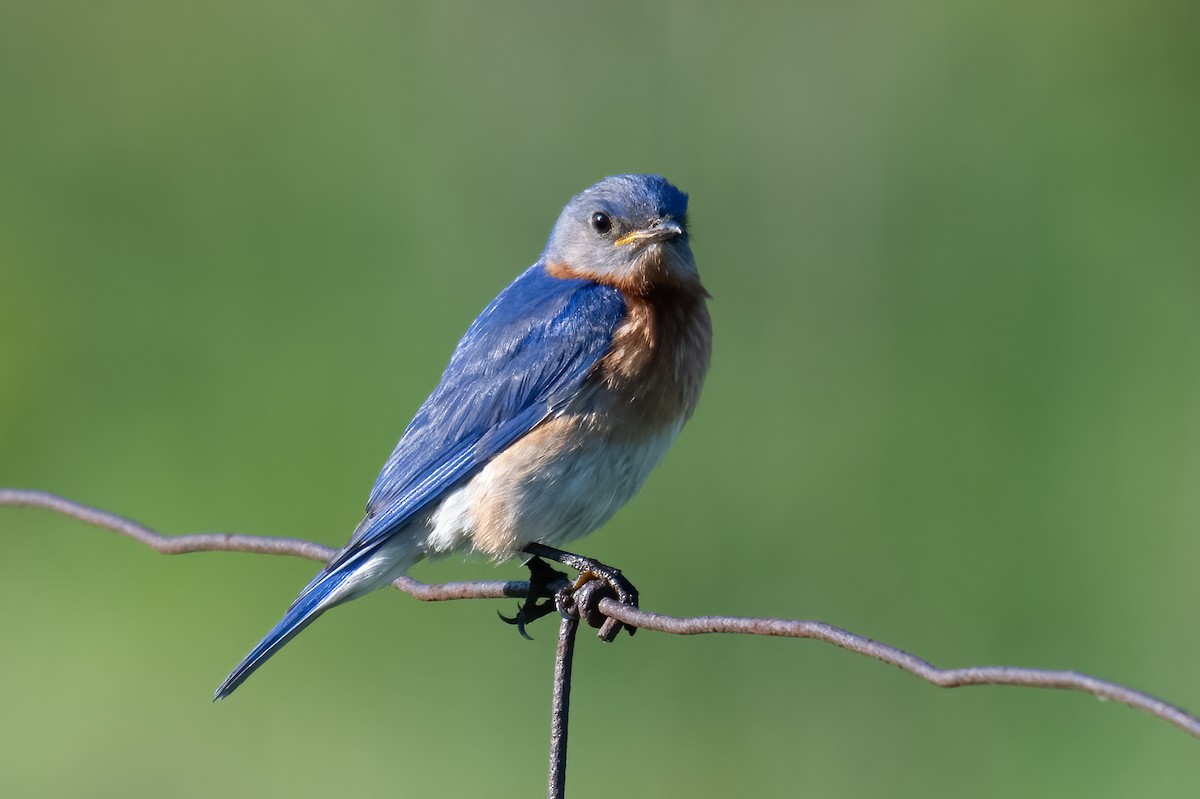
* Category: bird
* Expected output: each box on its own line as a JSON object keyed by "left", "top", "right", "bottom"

{"left": 214, "top": 174, "right": 711, "bottom": 699}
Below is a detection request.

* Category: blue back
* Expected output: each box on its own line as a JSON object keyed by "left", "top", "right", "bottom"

{"left": 333, "top": 262, "right": 626, "bottom": 567}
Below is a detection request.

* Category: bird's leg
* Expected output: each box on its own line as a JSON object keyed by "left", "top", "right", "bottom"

{"left": 521, "top": 542, "right": 639, "bottom": 641}
{"left": 499, "top": 555, "right": 570, "bottom": 640}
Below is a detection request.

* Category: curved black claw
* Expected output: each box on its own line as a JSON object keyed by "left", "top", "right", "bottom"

{"left": 555, "top": 591, "right": 574, "bottom": 620}
{"left": 521, "top": 543, "right": 641, "bottom": 642}
{"left": 498, "top": 556, "right": 570, "bottom": 640}
{"left": 498, "top": 606, "right": 536, "bottom": 640}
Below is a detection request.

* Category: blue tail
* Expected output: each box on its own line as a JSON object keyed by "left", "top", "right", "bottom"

{"left": 213, "top": 569, "right": 352, "bottom": 701}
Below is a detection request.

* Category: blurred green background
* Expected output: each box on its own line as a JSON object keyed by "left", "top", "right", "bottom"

{"left": 2, "top": 1, "right": 1198, "bottom": 796}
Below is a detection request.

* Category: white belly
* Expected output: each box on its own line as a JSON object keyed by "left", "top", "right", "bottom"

{"left": 424, "top": 413, "right": 684, "bottom": 559}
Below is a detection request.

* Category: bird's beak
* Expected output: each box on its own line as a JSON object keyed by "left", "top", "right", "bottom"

{"left": 614, "top": 219, "right": 685, "bottom": 246}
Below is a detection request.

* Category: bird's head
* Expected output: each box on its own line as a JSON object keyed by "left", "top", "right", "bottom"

{"left": 544, "top": 175, "right": 700, "bottom": 296}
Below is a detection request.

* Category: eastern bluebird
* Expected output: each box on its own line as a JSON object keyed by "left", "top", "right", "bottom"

{"left": 215, "top": 175, "right": 711, "bottom": 699}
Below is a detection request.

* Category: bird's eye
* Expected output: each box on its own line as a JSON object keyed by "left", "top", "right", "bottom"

{"left": 590, "top": 212, "right": 612, "bottom": 235}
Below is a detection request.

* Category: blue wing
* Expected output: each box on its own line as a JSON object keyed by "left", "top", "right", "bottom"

{"left": 335, "top": 261, "right": 626, "bottom": 569}
{"left": 214, "top": 263, "right": 626, "bottom": 700}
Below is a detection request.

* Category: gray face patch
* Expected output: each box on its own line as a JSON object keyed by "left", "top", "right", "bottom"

{"left": 544, "top": 175, "right": 696, "bottom": 286}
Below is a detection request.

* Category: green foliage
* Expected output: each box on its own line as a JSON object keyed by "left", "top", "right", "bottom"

{"left": 1, "top": 1, "right": 1197, "bottom": 796}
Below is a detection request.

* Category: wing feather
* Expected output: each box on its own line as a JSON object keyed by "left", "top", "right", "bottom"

{"left": 329, "top": 262, "right": 625, "bottom": 569}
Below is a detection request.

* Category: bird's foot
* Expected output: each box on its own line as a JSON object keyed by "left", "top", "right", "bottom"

{"left": 520, "top": 543, "right": 640, "bottom": 642}
{"left": 498, "top": 555, "right": 570, "bottom": 640}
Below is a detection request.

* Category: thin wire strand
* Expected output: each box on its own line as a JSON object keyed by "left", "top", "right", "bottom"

{"left": 2, "top": 487, "right": 1197, "bottom": 740}
{"left": 597, "top": 601, "right": 1200, "bottom": 738}
{"left": 548, "top": 614, "right": 579, "bottom": 799}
